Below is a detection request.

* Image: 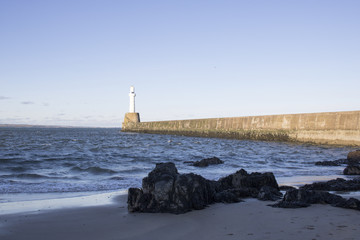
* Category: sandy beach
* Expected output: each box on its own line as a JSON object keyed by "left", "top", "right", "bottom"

{"left": 1, "top": 193, "right": 359, "bottom": 240}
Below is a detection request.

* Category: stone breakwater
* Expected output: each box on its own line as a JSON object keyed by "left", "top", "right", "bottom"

{"left": 122, "top": 111, "right": 360, "bottom": 146}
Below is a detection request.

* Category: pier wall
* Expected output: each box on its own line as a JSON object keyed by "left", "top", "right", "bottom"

{"left": 122, "top": 111, "right": 360, "bottom": 146}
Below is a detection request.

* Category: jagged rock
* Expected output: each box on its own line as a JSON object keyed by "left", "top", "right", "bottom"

{"left": 334, "top": 197, "right": 360, "bottom": 210}
{"left": 314, "top": 150, "right": 360, "bottom": 167}
{"left": 183, "top": 161, "right": 194, "bottom": 164}
{"left": 128, "top": 163, "right": 280, "bottom": 214}
{"left": 214, "top": 187, "right": 259, "bottom": 203}
{"left": 300, "top": 178, "right": 360, "bottom": 191}
{"left": 279, "top": 185, "right": 296, "bottom": 191}
{"left": 345, "top": 150, "right": 360, "bottom": 166}
{"left": 343, "top": 166, "right": 360, "bottom": 175}
{"left": 218, "top": 169, "right": 279, "bottom": 191}
{"left": 128, "top": 162, "right": 216, "bottom": 214}
{"left": 213, "top": 190, "right": 241, "bottom": 203}
{"left": 190, "top": 157, "right": 224, "bottom": 167}
{"left": 284, "top": 189, "right": 344, "bottom": 204}
{"left": 257, "top": 186, "right": 283, "bottom": 201}
{"left": 270, "top": 189, "right": 344, "bottom": 208}
{"left": 347, "top": 150, "right": 360, "bottom": 161}
{"left": 271, "top": 189, "right": 360, "bottom": 211}
{"left": 315, "top": 159, "right": 347, "bottom": 166}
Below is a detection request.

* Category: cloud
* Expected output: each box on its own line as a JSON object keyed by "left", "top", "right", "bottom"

{"left": 0, "top": 96, "right": 10, "bottom": 100}
{"left": 42, "top": 103, "right": 49, "bottom": 107}
{"left": 21, "top": 101, "right": 35, "bottom": 105}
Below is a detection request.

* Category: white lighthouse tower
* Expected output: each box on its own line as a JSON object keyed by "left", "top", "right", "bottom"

{"left": 129, "top": 86, "right": 136, "bottom": 113}
{"left": 122, "top": 86, "right": 140, "bottom": 129}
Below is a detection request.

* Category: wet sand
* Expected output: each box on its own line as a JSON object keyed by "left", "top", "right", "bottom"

{"left": 1, "top": 194, "right": 360, "bottom": 240}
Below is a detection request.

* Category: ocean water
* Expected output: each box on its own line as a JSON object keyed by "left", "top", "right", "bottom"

{"left": 0, "top": 127, "right": 357, "bottom": 202}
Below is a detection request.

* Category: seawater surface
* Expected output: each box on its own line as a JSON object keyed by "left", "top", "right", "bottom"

{"left": 0, "top": 127, "right": 357, "bottom": 202}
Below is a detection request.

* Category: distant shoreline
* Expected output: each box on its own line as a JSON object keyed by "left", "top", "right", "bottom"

{"left": 0, "top": 124, "right": 119, "bottom": 129}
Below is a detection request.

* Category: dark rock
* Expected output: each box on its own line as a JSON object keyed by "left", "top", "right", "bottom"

{"left": 347, "top": 150, "right": 360, "bottom": 161}
{"left": 343, "top": 166, "right": 360, "bottom": 175}
{"left": 129, "top": 162, "right": 360, "bottom": 213}
{"left": 343, "top": 150, "right": 360, "bottom": 166}
{"left": 128, "top": 162, "right": 281, "bottom": 214}
{"left": 127, "top": 188, "right": 145, "bottom": 212}
{"left": 173, "top": 173, "right": 216, "bottom": 211}
{"left": 270, "top": 189, "right": 344, "bottom": 209}
{"left": 284, "top": 189, "right": 344, "bottom": 204}
{"left": 191, "top": 157, "right": 224, "bottom": 167}
{"left": 315, "top": 159, "right": 347, "bottom": 166}
{"left": 314, "top": 150, "right": 360, "bottom": 167}
{"left": 271, "top": 188, "right": 360, "bottom": 211}
{"left": 279, "top": 185, "right": 296, "bottom": 191}
{"left": 218, "top": 169, "right": 279, "bottom": 191}
{"left": 215, "top": 187, "right": 259, "bottom": 202}
{"left": 214, "top": 190, "right": 241, "bottom": 203}
{"left": 257, "top": 186, "right": 283, "bottom": 201}
{"left": 128, "top": 162, "right": 216, "bottom": 214}
{"left": 334, "top": 197, "right": 360, "bottom": 210}
{"left": 214, "top": 186, "right": 270, "bottom": 203}
{"left": 300, "top": 178, "right": 360, "bottom": 191}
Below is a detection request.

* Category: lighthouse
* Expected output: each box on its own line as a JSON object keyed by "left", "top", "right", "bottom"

{"left": 129, "top": 86, "right": 136, "bottom": 113}
{"left": 122, "top": 86, "right": 140, "bottom": 129}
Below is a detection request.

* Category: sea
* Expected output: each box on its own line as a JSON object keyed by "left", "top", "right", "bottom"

{"left": 0, "top": 127, "right": 358, "bottom": 211}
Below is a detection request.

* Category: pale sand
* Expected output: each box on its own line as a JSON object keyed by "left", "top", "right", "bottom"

{"left": 1, "top": 194, "right": 360, "bottom": 240}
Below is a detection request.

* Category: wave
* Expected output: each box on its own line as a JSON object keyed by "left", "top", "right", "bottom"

{"left": 3, "top": 153, "right": 21, "bottom": 157}
{"left": 9, "top": 166, "right": 28, "bottom": 172}
{"left": 70, "top": 166, "right": 117, "bottom": 175}
{"left": 42, "top": 157, "right": 67, "bottom": 161}
{"left": 109, "top": 176, "right": 125, "bottom": 180}
{"left": 0, "top": 173, "right": 81, "bottom": 180}
{"left": 62, "top": 162, "right": 76, "bottom": 167}
{"left": 130, "top": 156, "right": 152, "bottom": 162}
{"left": 118, "top": 167, "right": 151, "bottom": 174}
{"left": 0, "top": 173, "right": 50, "bottom": 179}
{"left": 0, "top": 158, "right": 12, "bottom": 163}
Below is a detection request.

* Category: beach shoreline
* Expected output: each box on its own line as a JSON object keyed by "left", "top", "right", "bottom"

{"left": 1, "top": 192, "right": 360, "bottom": 240}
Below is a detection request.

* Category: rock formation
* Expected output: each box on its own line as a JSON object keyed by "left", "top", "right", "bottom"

{"left": 128, "top": 162, "right": 360, "bottom": 214}
{"left": 217, "top": 169, "right": 279, "bottom": 191}
{"left": 347, "top": 150, "right": 360, "bottom": 162}
{"left": 128, "top": 163, "right": 216, "bottom": 213}
{"left": 314, "top": 159, "right": 347, "bottom": 166}
{"left": 300, "top": 178, "right": 360, "bottom": 191}
{"left": 343, "top": 165, "right": 360, "bottom": 175}
{"left": 314, "top": 150, "right": 360, "bottom": 176}
{"left": 271, "top": 189, "right": 360, "bottom": 211}
{"left": 271, "top": 189, "right": 344, "bottom": 208}
{"left": 314, "top": 150, "right": 360, "bottom": 167}
{"left": 186, "top": 157, "right": 224, "bottom": 167}
{"left": 128, "top": 162, "right": 281, "bottom": 214}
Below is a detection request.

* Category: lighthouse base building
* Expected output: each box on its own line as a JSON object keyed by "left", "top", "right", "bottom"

{"left": 122, "top": 86, "right": 140, "bottom": 129}
{"left": 123, "top": 112, "right": 140, "bottom": 128}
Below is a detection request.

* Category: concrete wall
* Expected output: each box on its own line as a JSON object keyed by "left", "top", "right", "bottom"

{"left": 122, "top": 111, "right": 360, "bottom": 146}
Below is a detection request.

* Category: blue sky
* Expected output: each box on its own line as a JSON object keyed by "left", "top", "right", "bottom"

{"left": 1, "top": 0, "right": 359, "bottom": 127}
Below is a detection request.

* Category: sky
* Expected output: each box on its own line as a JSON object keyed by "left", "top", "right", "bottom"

{"left": 1, "top": 0, "right": 359, "bottom": 127}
